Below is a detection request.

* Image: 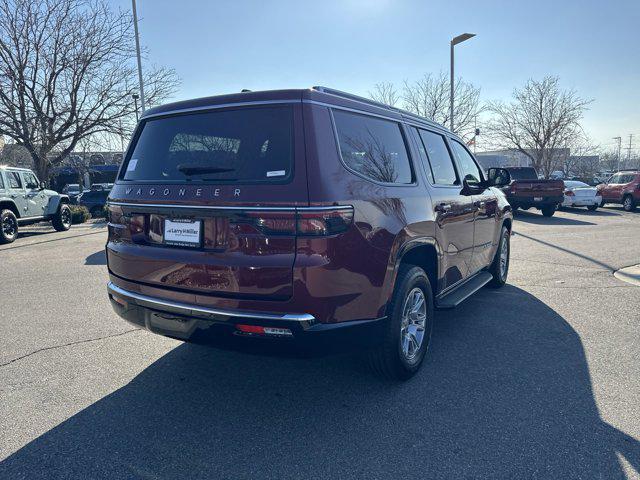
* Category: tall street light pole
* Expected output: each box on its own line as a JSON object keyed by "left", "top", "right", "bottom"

{"left": 613, "top": 136, "right": 622, "bottom": 171}
{"left": 450, "top": 33, "right": 476, "bottom": 132}
{"left": 132, "top": 0, "right": 146, "bottom": 113}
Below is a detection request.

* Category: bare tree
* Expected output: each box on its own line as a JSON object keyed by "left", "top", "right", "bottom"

{"left": 401, "top": 72, "right": 481, "bottom": 138}
{"left": 368, "top": 73, "right": 482, "bottom": 138}
{"left": 485, "top": 76, "right": 591, "bottom": 178}
{"left": 369, "top": 82, "right": 400, "bottom": 107}
{"left": 0, "top": 0, "right": 180, "bottom": 181}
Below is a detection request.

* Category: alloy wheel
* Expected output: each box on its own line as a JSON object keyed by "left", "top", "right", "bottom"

{"left": 61, "top": 207, "right": 71, "bottom": 227}
{"left": 2, "top": 215, "right": 17, "bottom": 237}
{"left": 400, "top": 287, "right": 427, "bottom": 361}
{"left": 499, "top": 233, "right": 509, "bottom": 279}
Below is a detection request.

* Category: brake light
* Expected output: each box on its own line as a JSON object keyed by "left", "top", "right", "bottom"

{"left": 297, "top": 208, "right": 353, "bottom": 236}
{"left": 107, "top": 204, "right": 144, "bottom": 241}
{"left": 564, "top": 190, "right": 575, "bottom": 196}
{"left": 243, "top": 207, "right": 353, "bottom": 236}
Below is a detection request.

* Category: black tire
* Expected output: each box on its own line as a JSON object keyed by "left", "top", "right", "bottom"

{"left": 587, "top": 205, "right": 598, "bottom": 211}
{"left": 90, "top": 206, "right": 102, "bottom": 218}
{"left": 600, "top": 198, "right": 606, "bottom": 208}
{"left": 541, "top": 205, "right": 555, "bottom": 217}
{"left": 368, "top": 265, "right": 434, "bottom": 381}
{"left": 0, "top": 209, "right": 19, "bottom": 244}
{"left": 52, "top": 204, "right": 72, "bottom": 231}
{"left": 622, "top": 195, "right": 636, "bottom": 212}
{"left": 488, "top": 226, "right": 510, "bottom": 288}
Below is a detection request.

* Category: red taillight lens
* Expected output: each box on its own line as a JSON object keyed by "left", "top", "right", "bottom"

{"left": 564, "top": 189, "right": 575, "bottom": 196}
{"left": 297, "top": 208, "right": 354, "bottom": 236}
{"left": 107, "top": 204, "right": 143, "bottom": 241}
{"left": 244, "top": 211, "right": 296, "bottom": 235}
{"left": 242, "top": 207, "right": 353, "bottom": 237}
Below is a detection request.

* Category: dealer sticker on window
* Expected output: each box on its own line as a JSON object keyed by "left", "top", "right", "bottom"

{"left": 164, "top": 219, "right": 201, "bottom": 247}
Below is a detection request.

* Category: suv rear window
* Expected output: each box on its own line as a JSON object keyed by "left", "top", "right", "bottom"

{"left": 121, "top": 106, "right": 293, "bottom": 183}
{"left": 333, "top": 110, "right": 413, "bottom": 184}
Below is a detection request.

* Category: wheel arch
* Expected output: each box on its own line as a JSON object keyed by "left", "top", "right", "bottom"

{"left": 0, "top": 200, "right": 20, "bottom": 218}
{"left": 393, "top": 239, "right": 440, "bottom": 300}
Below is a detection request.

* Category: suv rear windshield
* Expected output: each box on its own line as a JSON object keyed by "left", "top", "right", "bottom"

{"left": 121, "top": 106, "right": 293, "bottom": 183}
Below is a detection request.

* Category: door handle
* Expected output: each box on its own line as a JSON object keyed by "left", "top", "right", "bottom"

{"left": 435, "top": 203, "right": 451, "bottom": 213}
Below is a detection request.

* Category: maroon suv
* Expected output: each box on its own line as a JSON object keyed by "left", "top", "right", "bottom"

{"left": 106, "top": 87, "right": 513, "bottom": 379}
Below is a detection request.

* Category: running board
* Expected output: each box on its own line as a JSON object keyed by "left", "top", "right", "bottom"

{"left": 436, "top": 272, "right": 493, "bottom": 309}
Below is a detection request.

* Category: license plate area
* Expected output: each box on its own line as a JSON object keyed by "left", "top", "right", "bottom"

{"left": 164, "top": 218, "right": 202, "bottom": 248}
{"left": 534, "top": 197, "right": 543, "bottom": 201}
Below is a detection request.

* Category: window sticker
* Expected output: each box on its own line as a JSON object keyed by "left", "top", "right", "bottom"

{"left": 126, "top": 159, "right": 138, "bottom": 171}
{"left": 266, "top": 170, "right": 286, "bottom": 177}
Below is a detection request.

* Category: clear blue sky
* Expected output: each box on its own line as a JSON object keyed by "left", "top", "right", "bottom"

{"left": 119, "top": 0, "right": 640, "bottom": 152}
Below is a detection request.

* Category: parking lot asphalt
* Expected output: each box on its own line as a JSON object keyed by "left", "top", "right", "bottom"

{"left": 1, "top": 207, "right": 639, "bottom": 479}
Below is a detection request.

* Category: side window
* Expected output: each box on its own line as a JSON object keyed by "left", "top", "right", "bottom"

{"left": 333, "top": 110, "right": 413, "bottom": 184}
{"left": 417, "top": 129, "right": 458, "bottom": 185}
{"left": 411, "top": 128, "right": 434, "bottom": 184}
{"left": 450, "top": 140, "right": 483, "bottom": 186}
{"left": 22, "top": 172, "right": 39, "bottom": 189}
{"left": 8, "top": 172, "right": 22, "bottom": 189}
{"left": 622, "top": 174, "right": 634, "bottom": 184}
{"left": 611, "top": 174, "right": 623, "bottom": 184}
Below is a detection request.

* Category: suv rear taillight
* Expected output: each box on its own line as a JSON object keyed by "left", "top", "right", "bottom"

{"left": 244, "top": 207, "right": 353, "bottom": 236}
{"left": 107, "top": 205, "right": 354, "bottom": 239}
{"left": 564, "top": 189, "right": 575, "bottom": 196}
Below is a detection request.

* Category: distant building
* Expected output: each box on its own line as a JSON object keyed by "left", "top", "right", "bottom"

{"left": 0, "top": 141, "right": 123, "bottom": 190}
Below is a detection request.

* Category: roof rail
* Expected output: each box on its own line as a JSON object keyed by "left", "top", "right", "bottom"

{"left": 312, "top": 86, "right": 447, "bottom": 132}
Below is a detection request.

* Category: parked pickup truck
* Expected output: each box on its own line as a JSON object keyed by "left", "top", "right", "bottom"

{"left": 501, "top": 167, "right": 564, "bottom": 217}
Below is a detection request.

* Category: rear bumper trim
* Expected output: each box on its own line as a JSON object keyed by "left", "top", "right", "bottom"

{"left": 107, "top": 282, "right": 315, "bottom": 323}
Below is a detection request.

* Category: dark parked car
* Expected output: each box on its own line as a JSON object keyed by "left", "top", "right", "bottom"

{"left": 501, "top": 167, "right": 564, "bottom": 217}
{"left": 62, "top": 183, "right": 83, "bottom": 203}
{"left": 596, "top": 170, "right": 639, "bottom": 211}
{"left": 78, "top": 189, "right": 110, "bottom": 217}
{"left": 106, "top": 87, "right": 513, "bottom": 379}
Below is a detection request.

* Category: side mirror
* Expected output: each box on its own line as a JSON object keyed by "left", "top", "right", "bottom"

{"left": 487, "top": 168, "right": 511, "bottom": 187}
{"left": 39, "top": 181, "right": 46, "bottom": 190}
{"left": 460, "top": 177, "right": 484, "bottom": 196}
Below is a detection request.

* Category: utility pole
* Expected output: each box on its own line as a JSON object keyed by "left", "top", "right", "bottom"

{"left": 613, "top": 136, "right": 622, "bottom": 171}
{"left": 627, "top": 134, "right": 634, "bottom": 165}
{"left": 132, "top": 0, "right": 146, "bottom": 113}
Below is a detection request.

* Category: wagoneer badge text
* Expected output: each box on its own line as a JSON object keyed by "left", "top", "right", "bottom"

{"left": 124, "top": 187, "right": 241, "bottom": 197}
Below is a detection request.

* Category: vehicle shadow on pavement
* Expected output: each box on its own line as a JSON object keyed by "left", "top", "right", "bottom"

{"left": 562, "top": 207, "right": 621, "bottom": 217}
{"left": 84, "top": 250, "right": 106, "bottom": 265}
{"left": 1, "top": 286, "right": 639, "bottom": 479}
{"left": 514, "top": 211, "right": 596, "bottom": 226}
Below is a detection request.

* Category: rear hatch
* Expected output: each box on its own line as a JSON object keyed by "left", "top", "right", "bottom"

{"left": 106, "top": 103, "right": 309, "bottom": 300}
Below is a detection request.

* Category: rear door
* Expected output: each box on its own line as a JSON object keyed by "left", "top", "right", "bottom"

{"left": 412, "top": 128, "right": 475, "bottom": 288}
{"left": 107, "top": 103, "right": 308, "bottom": 300}
{"left": 6, "top": 171, "right": 28, "bottom": 217}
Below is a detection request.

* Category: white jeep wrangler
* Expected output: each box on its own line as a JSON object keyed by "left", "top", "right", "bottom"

{"left": 0, "top": 166, "right": 71, "bottom": 244}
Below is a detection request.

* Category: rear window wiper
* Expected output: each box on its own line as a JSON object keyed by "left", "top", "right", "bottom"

{"left": 177, "top": 164, "right": 236, "bottom": 176}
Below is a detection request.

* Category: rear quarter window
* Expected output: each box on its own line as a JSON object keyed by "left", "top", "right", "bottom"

{"left": 121, "top": 106, "right": 294, "bottom": 184}
{"left": 332, "top": 110, "right": 413, "bottom": 184}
